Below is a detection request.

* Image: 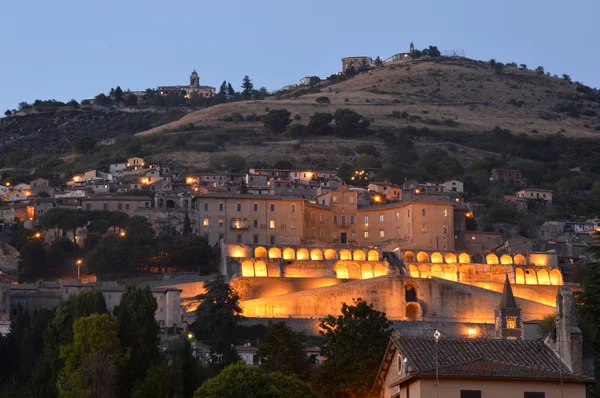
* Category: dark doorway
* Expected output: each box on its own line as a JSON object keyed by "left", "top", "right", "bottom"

{"left": 340, "top": 232, "right": 347, "bottom": 244}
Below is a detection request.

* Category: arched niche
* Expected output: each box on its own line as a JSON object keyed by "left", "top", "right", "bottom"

{"left": 324, "top": 249, "right": 337, "bottom": 261}
{"left": 431, "top": 252, "right": 443, "bottom": 264}
{"left": 431, "top": 265, "right": 443, "bottom": 279}
{"left": 268, "top": 247, "right": 282, "bottom": 259}
{"left": 296, "top": 248, "right": 309, "bottom": 260}
{"left": 525, "top": 269, "right": 538, "bottom": 285}
{"left": 310, "top": 249, "right": 323, "bottom": 261}
{"left": 459, "top": 265, "right": 476, "bottom": 282}
{"left": 334, "top": 264, "right": 349, "bottom": 279}
{"left": 458, "top": 253, "right": 471, "bottom": 264}
{"left": 374, "top": 263, "right": 387, "bottom": 277}
{"left": 368, "top": 250, "right": 379, "bottom": 261}
{"left": 514, "top": 254, "right": 527, "bottom": 265}
{"left": 408, "top": 264, "right": 420, "bottom": 278}
{"left": 405, "top": 282, "right": 418, "bottom": 303}
{"left": 255, "top": 246, "right": 267, "bottom": 258}
{"left": 416, "top": 252, "right": 429, "bottom": 263}
{"left": 348, "top": 263, "right": 361, "bottom": 279}
{"left": 404, "top": 251, "right": 415, "bottom": 263}
{"left": 267, "top": 262, "right": 280, "bottom": 277}
{"left": 537, "top": 269, "right": 550, "bottom": 285}
{"left": 550, "top": 269, "right": 563, "bottom": 285}
{"left": 486, "top": 254, "right": 499, "bottom": 265}
{"left": 353, "top": 250, "right": 366, "bottom": 261}
{"left": 283, "top": 248, "right": 295, "bottom": 261}
{"left": 405, "top": 302, "right": 422, "bottom": 321}
{"left": 418, "top": 265, "right": 431, "bottom": 278}
{"left": 254, "top": 261, "right": 267, "bottom": 277}
{"left": 340, "top": 249, "right": 352, "bottom": 261}
{"left": 361, "top": 264, "right": 374, "bottom": 279}
{"left": 444, "top": 253, "right": 457, "bottom": 264}
{"left": 515, "top": 268, "right": 525, "bottom": 284}
{"left": 241, "top": 260, "right": 254, "bottom": 277}
{"left": 500, "top": 254, "right": 513, "bottom": 265}
{"left": 443, "top": 265, "right": 458, "bottom": 281}
{"left": 471, "top": 254, "right": 483, "bottom": 264}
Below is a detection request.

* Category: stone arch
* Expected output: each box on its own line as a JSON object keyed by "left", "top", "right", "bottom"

{"left": 431, "top": 265, "right": 443, "bottom": 278}
{"left": 514, "top": 254, "right": 527, "bottom": 265}
{"left": 334, "top": 263, "right": 349, "bottom": 279}
{"left": 408, "top": 264, "right": 420, "bottom": 278}
{"left": 486, "top": 254, "right": 499, "bottom": 265}
{"left": 241, "top": 260, "right": 254, "bottom": 277}
{"left": 296, "top": 248, "right": 309, "bottom": 260}
{"left": 340, "top": 249, "right": 352, "bottom": 261}
{"left": 416, "top": 252, "right": 430, "bottom": 263}
{"left": 166, "top": 199, "right": 176, "bottom": 208}
{"left": 537, "top": 269, "right": 550, "bottom": 285}
{"left": 254, "top": 261, "right": 267, "bottom": 277}
{"left": 550, "top": 269, "right": 563, "bottom": 285}
{"left": 361, "top": 264, "right": 374, "bottom": 279}
{"left": 368, "top": 250, "right": 379, "bottom": 261}
{"left": 374, "top": 263, "right": 387, "bottom": 277}
{"left": 267, "top": 262, "right": 280, "bottom": 277}
{"left": 268, "top": 247, "right": 282, "bottom": 259}
{"left": 254, "top": 246, "right": 267, "bottom": 258}
{"left": 525, "top": 269, "right": 538, "bottom": 285}
{"left": 515, "top": 268, "right": 525, "bottom": 284}
{"left": 459, "top": 265, "right": 476, "bottom": 282}
{"left": 348, "top": 263, "right": 361, "bottom": 279}
{"left": 283, "top": 248, "right": 295, "bottom": 261}
{"left": 458, "top": 253, "right": 471, "bottom": 264}
{"left": 418, "top": 264, "right": 431, "bottom": 278}
{"left": 405, "top": 302, "right": 422, "bottom": 321}
{"left": 431, "top": 252, "right": 443, "bottom": 264}
{"left": 226, "top": 260, "right": 239, "bottom": 277}
{"left": 444, "top": 253, "right": 457, "bottom": 264}
{"left": 353, "top": 250, "right": 366, "bottom": 261}
{"left": 324, "top": 249, "right": 338, "bottom": 261}
{"left": 310, "top": 249, "right": 324, "bottom": 261}
{"left": 471, "top": 254, "right": 483, "bottom": 264}
{"left": 500, "top": 254, "right": 513, "bottom": 265}
{"left": 443, "top": 265, "right": 458, "bottom": 281}
{"left": 405, "top": 282, "right": 418, "bottom": 302}
{"left": 403, "top": 251, "right": 415, "bottom": 263}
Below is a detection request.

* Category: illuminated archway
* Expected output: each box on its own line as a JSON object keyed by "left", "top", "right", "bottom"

{"left": 500, "top": 254, "right": 513, "bottom": 265}
{"left": 416, "top": 252, "right": 430, "bottom": 263}
{"left": 525, "top": 269, "right": 538, "bottom": 285}
{"left": 335, "top": 264, "right": 349, "bottom": 279}
{"left": 268, "top": 247, "right": 282, "bottom": 259}
{"left": 255, "top": 246, "right": 267, "bottom": 258}
{"left": 458, "top": 253, "right": 471, "bottom": 264}
{"left": 353, "top": 250, "right": 366, "bottom": 261}
{"left": 374, "top": 263, "right": 387, "bottom": 277}
{"left": 408, "top": 264, "right": 420, "bottom": 278}
{"left": 241, "top": 260, "right": 254, "bottom": 277}
{"left": 443, "top": 265, "right": 458, "bottom": 281}
{"left": 347, "top": 263, "right": 361, "bottom": 279}
{"left": 550, "top": 269, "right": 563, "bottom": 285}
{"left": 405, "top": 303, "right": 422, "bottom": 321}
{"left": 418, "top": 265, "right": 431, "bottom": 278}
{"left": 471, "top": 254, "right": 483, "bottom": 264}
{"left": 324, "top": 249, "right": 338, "bottom": 261}
{"left": 283, "top": 248, "right": 295, "bottom": 260}
{"left": 514, "top": 254, "right": 527, "bottom": 265}
{"left": 368, "top": 250, "right": 379, "bottom": 261}
{"left": 459, "top": 265, "right": 476, "bottom": 282}
{"left": 254, "top": 261, "right": 267, "bottom": 277}
{"left": 431, "top": 265, "right": 443, "bottom": 278}
{"left": 267, "top": 262, "right": 280, "bottom": 277}
{"left": 361, "top": 264, "right": 374, "bottom": 279}
{"left": 404, "top": 251, "right": 415, "bottom": 263}
{"left": 340, "top": 249, "right": 352, "bottom": 261}
{"left": 296, "top": 248, "right": 309, "bottom": 260}
{"left": 310, "top": 249, "right": 323, "bottom": 261}
{"left": 444, "top": 253, "right": 457, "bottom": 264}
{"left": 515, "top": 268, "right": 525, "bottom": 284}
{"left": 486, "top": 254, "right": 499, "bottom": 265}
{"left": 537, "top": 269, "right": 550, "bottom": 285}
{"left": 431, "top": 252, "right": 443, "bottom": 264}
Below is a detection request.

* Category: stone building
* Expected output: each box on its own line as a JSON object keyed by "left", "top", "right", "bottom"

{"left": 341, "top": 56, "right": 373, "bottom": 72}
{"left": 157, "top": 70, "right": 215, "bottom": 98}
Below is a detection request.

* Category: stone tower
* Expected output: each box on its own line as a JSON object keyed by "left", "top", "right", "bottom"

{"left": 190, "top": 70, "right": 199, "bottom": 87}
{"left": 494, "top": 275, "right": 523, "bottom": 340}
{"left": 409, "top": 42, "right": 415, "bottom": 55}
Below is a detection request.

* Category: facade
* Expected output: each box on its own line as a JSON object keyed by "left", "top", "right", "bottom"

{"left": 368, "top": 182, "right": 402, "bottom": 202}
{"left": 516, "top": 188, "right": 553, "bottom": 203}
{"left": 341, "top": 56, "right": 373, "bottom": 72}
{"left": 465, "top": 231, "right": 504, "bottom": 251}
{"left": 442, "top": 180, "right": 464, "bottom": 193}
{"left": 157, "top": 70, "right": 215, "bottom": 98}
{"left": 298, "top": 76, "right": 311, "bottom": 86}
{"left": 491, "top": 168, "right": 523, "bottom": 183}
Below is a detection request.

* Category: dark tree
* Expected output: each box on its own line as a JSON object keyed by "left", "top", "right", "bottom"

{"left": 318, "top": 298, "right": 392, "bottom": 398}
{"left": 52, "top": 290, "right": 108, "bottom": 345}
{"left": 333, "top": 108, "right": 370, "bottom": 137}
{"left": 18, "top": 241, "right": 48, "bottom": 282}
{"left": 262, "top": 109, "right": 292, "bottom": 134}
{"left": 374, "top": 56, "right": 383, "bottom": 67}
{"left": 125, "top": 94, "right": 138, "bottom": 106}
{"left": 72, "top": 136, "right": 97, "bottom": 154}
{"left": 219, "top": 81, "right": 227, "bottom": 95}
{"left": 227, "top": 82, "right": 236, "bottom": 96}
{"left": 183, "top": 212, "right": 192, "bottom": 238}
{"left": 4, "top": 109, "right": 11, "bottom": 116}
{"left": 94, "top": 93, "right": 111, "bottom": 106}
{"left": 241, "top": 75, "right": 254, "bottom": 99}
{"left": 344, "top": 64, "right": 356, "bottom": 77}
{"left": 305, "top": 112, "right": 333, "bottom": 136}
{"left": 258, "top": 321, "right": 312, "bottom": 380}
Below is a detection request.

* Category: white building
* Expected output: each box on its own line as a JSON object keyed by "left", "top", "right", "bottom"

{"left": 443, "top": 180, "right": 464, "bottom": 193}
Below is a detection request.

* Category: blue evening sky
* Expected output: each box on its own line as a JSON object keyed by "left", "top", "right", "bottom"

{"left": 1, "top": 0, "right": 598, "bottom": 112}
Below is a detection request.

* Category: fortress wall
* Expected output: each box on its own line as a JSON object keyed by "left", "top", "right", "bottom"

{"left": 282, "top": 261, "right": 337, "bottom": 278}
{"left": 231, "top": 277, "right": 346, "bottom": 301}
{"left": 465, "top": 281, "right": 580, "bottom": 307}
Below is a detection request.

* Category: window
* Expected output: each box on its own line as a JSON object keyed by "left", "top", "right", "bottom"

{"left": 219, "top": 218, "right": 224, "bottom": 227}
{"left": 269, "top": 220, "right": 275, "bottom": 229}
{"left": 379, "top": 214, "right": 384, "bottom": 222}
{"left": 203, "top": 218, "right": 209, "bottom": 227}
{"left": 443, "top": 225, "right": 448, "bottom": 234}
{"left": 320, "top": 214, "right": 324, "bottom": 223}
{"left": 341, "top": 215, "right": 346, "bottom": 225}
{"left": 471, "top": 236, "right": 476, "bottom": 240}
{"left": 395, "top": 212, "right": 400, "bottom": 220}
{"left": 311, "top": 212, "right": 315, "bottom": 221}
{"left": 253, "top": 235, "right": 258, "bottom": 244}
{"left": 421, "top": 224, "right": 427, "bottom": 232}
{"left": 270, "top": 203, "right": 275, "bottom": 212}
{"left": 364, "top": 231, "right": 369, "bottom": 239}
{"left": 350, "top": 216, "right": 355, "bottom": 224}
{"left": 236, "top": 234, "right": 242, "bottom": 243}
{"left": 460, "top": 391, "right": 481, "bottom": 398}
{"left": 290, "top": 219, "right": 296, "bottom": 229}
{"left": 219, "top": 203, "right": 224, "bottom": 211}
{"left": 421, "top": 208, "right": 426, "bottom": 216}
{"left": 408, "top": 209, "right": 410, "bottom": 217}
{"left": 333, "top": 216, "right": 338, "bottom": 225}
{"left": 86, "top": 203, "right": 91, "bottom": 210}
{"left": 204, "top": 233, "right": 209, "bottom": 240}
{"left": 364, "top": 216, "right": 369, "bottom": 225}
{"left": 237, "top": 203, "right": 242, "bottom": 211}
{"left": 506, "top": 317, "right": 517, "bottom": 329}
{"left": 380, "top": 230, "right": 385, "bottom": 238}
{"left": 524, "top": 393, "right": 545, "bottom": 398}
{"left": 270, "top": 235, "right": 276, "bottom": 244}
{"left": 349, "top": 196, "right": 355, "bottom": 204}
{"left": 203, "top": 202, "right": 209, "bottom": 211}
{"left": 332, "top": 195, "right": 338, "bottom": 204}
{"left": 118, "top": 203, "right": 122, "bottom": 210}
{"left": 443, "top": 209, "right": 448, "bottom": 217}
{"left": 218, "top": 233, "right": 224, "bottom": 240}
{"left": 125, "top": 203, "right": 130, "bottom": 210}
{"left": 253, "top": 219, "right": 259, "bottom": 228}
{"left": 291, "top": 204, "right": 296, "bottom": 213}
{"left": 320, "top": 230, "right": 324, "bottom": 238}
{"left": 253, "top": 203, "right": 258, "bottom": 211}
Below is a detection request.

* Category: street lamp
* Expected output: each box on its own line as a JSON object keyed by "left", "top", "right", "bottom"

{"left": 76, "top": 259, "right": 83, "bottom": 280}
{"left": 187, "top": 332, "right": 194, "bottom": 340}
{"left": 34, "top": 232, "right": 41, "bottom": 238}
{"left": 119, "top": 231, "right": 127, "bottom": 238}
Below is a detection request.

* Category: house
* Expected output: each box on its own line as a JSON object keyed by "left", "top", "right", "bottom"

{"left": 373, "top": 288, "right": 593, "bottom": 398}
{"left": 109, "top": 163, "right": 128, "bottom": 174}
{"left": 515, "top": 188, "right": 553, "bottom": 203}
{"left": 127, "top": 157, "right": 146, "bottom": 170}
{"left": 465, "top": 231, "right": 504, "bottom": 251}
{"left": 280, "top": 84, "right": 298, "bottom": 91}
{"left": 30, "top": 178, "right": 53, "bottom": 197}
{"left": 13, "top": 183, "right": 31, "bottom": 191}
{"left": 368, "top": 182, "right": 402, "bottom": 202}
{"left": 341, "top": 56, "right": 372, "bottom": 72}
{"left": 491, "top": 168, "right": 523, "bottom": 183}
{"left": 157, "top": 70, "right": 215, "bottom": 99}
{"left": 8, "top": 191, "right": 29, "bottom": 202}
{"left": 298, "top": 76, "right": 312, "bottom": 86}
{"left": 442, "top": 180, "right": 464, "bottom": 193}
{"left": 504, "top": 195, "right": 528, "bottom": 213}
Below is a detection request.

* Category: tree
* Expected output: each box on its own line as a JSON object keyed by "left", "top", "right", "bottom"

{"left": 53, "top": 291, "right": 108, "bottom": 345}
{"left": 373, "top": 56, "right": 383, "bottom": 68}
{"left": 125, "top": 94, "right": 138, "bottom": 106}
{"left": 132, "top": 361, "right": 169, "bottom": 398}
{"left": 93, "top": 93, "right": 111, "bottom": 106}
{"left": 218, "top": 81, "right": 227, "bottom": 96}
{"left": 305, "top": 112, "right": 333, "bottom": 136}
{"left": 66, "top": 99, "right": 79, "bottom": 108}
{"left": 108, "top": 211, "right": 129, "bottom": 234}
{"left": 241, "top": 75, "right": 254, "bottom": 99}
{"left": 344, "top": 64, "right": 356, "bottom": 77}
{"left": 85, "top": 235, "right": 130, "bottom": 277}
{"left": 519, "top": 64, "right": 527, "bottom": 70}
{"left": 262, "top": 109, "right": 292, "bottom": 134}
{"left": 357, "top": 58, "right": 371, "bottom": 73}
{"left": 18, "top": 240, "right": 48, "bottom": 282}
{"left": 57, "top": 314, "right": 124, "bottom": 398}
{"left": 183, "top": 212, "right": 192, "bottom": 238}
{"left": 333, "top": 108, "right": 370, "bottom": 137}
{"left": 113, "top": 86, "right": 124, "bottom": 101}
{"left": 535, "top": 66, "right": 545, "bottom": 75}
{"left": 239, "top": 179, "right": 248, "bottom": 194}
{"left": 227, "top": 82, "right": 236, "bottom": 97}
{"left": 192, "top": 277, "right": 243, "bottom": 367}
{"left": 194, "top": 364, "right": 320, "bottom": 398}
{"left": 117, "top": 283, "right": 160, "bottom": 395}
{"left": 318, "top": 298, "right": 392, "bottom": 398}
{"left": 167, "top": 235, "right": 213, "bottom": 273}
{"left": 258, "top": 321, "right": 312, "bottom": 380}
{"left": 5, "top": 109, "right": 12, "bottom": 116}
{"left": 72, "top": 136, "right": 97, "bottom": 154}
{"left": 563, "top": 74, "right": 572, "bottom": 82}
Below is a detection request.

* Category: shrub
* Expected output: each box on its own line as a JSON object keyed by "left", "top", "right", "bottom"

{"left": 245, "top": 113, "right": 262, "bottom": 122}
{"left": 284, "top": 123, "right": 305, "bottom": 138}
{"left": 315, "top": 96, "right": 330, "bottom": 104}
{"left": 355, "top": 143, "right": 380, "bottom": 157}
{"left": 262, "top": 109, "right": 292, "bottom": 134}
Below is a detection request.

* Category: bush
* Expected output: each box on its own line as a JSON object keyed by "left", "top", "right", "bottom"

{"left": 245, "top": 113, "right": 262, "bottom": 122}
{"left": 391, "top": 111, "right": 409, "bottom": 119}
{"left": 262, "top": 109, "right": 292, "bottom": 134}
{"left": 315, "top": 96, "right": 330, "bottom": 104}
{"left": 355, "top": 143, "right": 379, "bottom": 157}
{"left": 333, "top": 108, "right": 370, "bottom": 137}
{"left": 284, "top": 123, "right": 305, "bottom": 138}
{"left": 305, "top": 112, "right": 333, "bottom": 136}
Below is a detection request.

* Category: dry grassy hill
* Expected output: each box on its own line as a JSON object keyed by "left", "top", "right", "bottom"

{"left": 138, "top": 57, "right": 600, "bottom": 139}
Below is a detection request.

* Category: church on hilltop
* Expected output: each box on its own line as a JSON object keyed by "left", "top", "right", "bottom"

{"left": 157, "top": 70, "right": 215, "bottom": 98}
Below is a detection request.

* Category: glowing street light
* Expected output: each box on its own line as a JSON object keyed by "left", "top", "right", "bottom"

{"left": 5, "top": 182, "right": 10, "bottom": 187}
{"left": 119, "top": 231, "right": 127, "bottom": 238}
{"left": 34, "top": 232, "right": 41, "bottom": 238}
{"left": 76, "top": 259, "right": 83, "bottom": 280}
{"left": 187, "top": 332, "right": 194, "bottom": 340}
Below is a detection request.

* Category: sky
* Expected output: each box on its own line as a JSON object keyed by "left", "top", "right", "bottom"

{"left": 1, "top": 0, "right": 599, "bottom": 112}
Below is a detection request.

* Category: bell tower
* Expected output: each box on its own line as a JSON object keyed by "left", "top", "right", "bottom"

{"left": 409, "top": 42, "right": 415, "bottom": 55}
{"left": 494, "top": 274, "right": 523, "bottom": 340}
{"left": 190, "top": 70, "right": 199, "bottom": 87}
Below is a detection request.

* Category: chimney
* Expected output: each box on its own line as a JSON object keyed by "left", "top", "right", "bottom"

{"left": 547, "top": 288, "right": 583, "bottom": 374}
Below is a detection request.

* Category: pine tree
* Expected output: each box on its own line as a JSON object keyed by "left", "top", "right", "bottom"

{"left": 227, "top": 82, "right": 236, "bottom": 96}
{"left": 241, "top": 75, "right": 254, "bottom": 98}
{"left": 183, "top": 212, "right": 192, "bottom": 238}
{"left": 219, "top": 81, "right": 227, "bottom": 95}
